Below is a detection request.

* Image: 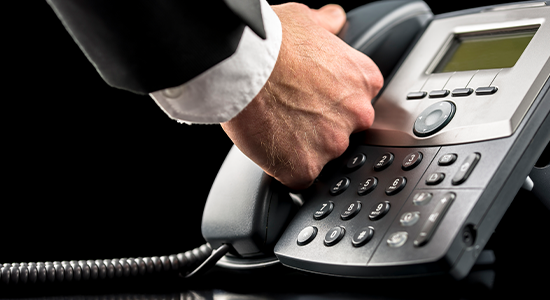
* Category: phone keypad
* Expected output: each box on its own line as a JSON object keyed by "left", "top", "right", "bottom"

{"left": 283, "top": 145, "right": 487, "bottom": 275}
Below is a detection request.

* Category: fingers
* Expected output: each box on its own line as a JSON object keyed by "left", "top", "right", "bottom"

{"left": 310, "top": 4, "right": 346, "bottom": 34}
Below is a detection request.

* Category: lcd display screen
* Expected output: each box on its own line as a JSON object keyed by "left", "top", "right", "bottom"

{"left": 434, "top": 29, "right": 537, "bottom": 73}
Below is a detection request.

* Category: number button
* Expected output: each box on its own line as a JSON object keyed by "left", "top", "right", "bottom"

{"left": 358, "top": 177, "right": 377, "bottom": 195}
{"left": 369, "top": 201, "right": 390, "bottom": 220}
{"left": 374, "top": 152, "right": 394, "bottom": 171}
{"left": 340, "top": 201, "right": 361, "bottom": 220}
{"left": 329, "top": 177, "right": 350, "bottom": 195}
{"left": 313, "top": 201, "right": 334, "bottom": 220}
{"left": 402, "top": 151, "right": 422, "bottom": 170}
{"left": 385, "top": 177, "right": 406, "bottom": 195}
{"left": 324, "top": 226, "right": 345, "bottom": 246}
{"left": 347, "top": 153, "right": 366, "bottom": 171}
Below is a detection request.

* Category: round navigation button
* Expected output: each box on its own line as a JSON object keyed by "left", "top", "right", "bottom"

{"left": 297, "top": 226, "right": 317, "bottom": 246}
{"left": 414, "top": 101, "right": 456, "bottom": 137}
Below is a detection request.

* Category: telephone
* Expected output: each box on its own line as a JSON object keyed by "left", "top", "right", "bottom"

{"left": 202, "top": 0, "right": 550, "bottom": 280}
{"left": 2, "top": 0, "right": 549, "bottom": 286}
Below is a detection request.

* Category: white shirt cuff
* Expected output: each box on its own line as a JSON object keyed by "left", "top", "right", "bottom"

{"left": 149, "top": 0, "right": 282, "bottom": 124}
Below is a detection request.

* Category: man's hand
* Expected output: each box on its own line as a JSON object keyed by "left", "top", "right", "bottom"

{"left": 221, "top": 3, "right": 383, "bottom": 190}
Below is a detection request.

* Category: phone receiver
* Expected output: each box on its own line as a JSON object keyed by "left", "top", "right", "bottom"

{"left": 201, "top": 0, "right": 433, "bottom": 266}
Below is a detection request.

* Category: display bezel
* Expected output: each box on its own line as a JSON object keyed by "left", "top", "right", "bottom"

{"left": 427, "top": 24, "right": 540, "bottom": 74}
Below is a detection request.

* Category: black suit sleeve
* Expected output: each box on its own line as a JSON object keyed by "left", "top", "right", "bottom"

{"left": 47, "top": 0, "right": 265, "bottom": 95}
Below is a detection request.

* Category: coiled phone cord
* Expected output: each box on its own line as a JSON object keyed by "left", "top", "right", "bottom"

{"left": 0, "top": 243, "right": 214, "bottom": 284}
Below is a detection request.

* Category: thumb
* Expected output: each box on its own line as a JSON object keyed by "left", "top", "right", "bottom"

{"left": 310, "top": 4, "right": 346, "bottom": 34}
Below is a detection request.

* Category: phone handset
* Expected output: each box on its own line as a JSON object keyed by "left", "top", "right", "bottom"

{"left": 200, "top": 0, "right": 433, "bottom": 268}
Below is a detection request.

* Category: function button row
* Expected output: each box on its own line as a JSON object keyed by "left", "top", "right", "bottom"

{"left": 407, "top": 86, "right": 497, "bottom": 100}
{"left": 385, "top": 192, "right": 456, "bottom": 248}
{"left": 414, "top": 192, "right": 456, "bottom": 247}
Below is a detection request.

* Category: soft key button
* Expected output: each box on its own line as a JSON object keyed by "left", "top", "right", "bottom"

{"left": 429, "top": 90, "right": 450, "bottom": 98}
{"left": 407, "top": 91, "right": 427, "bottom": 99}
{"left": 452, "top": 88, "right": 473, "bottom": 97}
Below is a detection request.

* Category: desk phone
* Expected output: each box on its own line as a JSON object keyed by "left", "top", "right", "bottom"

{"left": 202, "top": 0, "right": 550, "bottom": 279}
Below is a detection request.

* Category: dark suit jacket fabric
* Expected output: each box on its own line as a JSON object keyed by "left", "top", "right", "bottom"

{"left": 47, "top": 0, "right": 265, "bottom": 95}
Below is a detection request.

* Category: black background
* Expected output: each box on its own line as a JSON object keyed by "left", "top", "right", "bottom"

{"left": 2, "top": 0, "right": 523, "bottom": 265}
